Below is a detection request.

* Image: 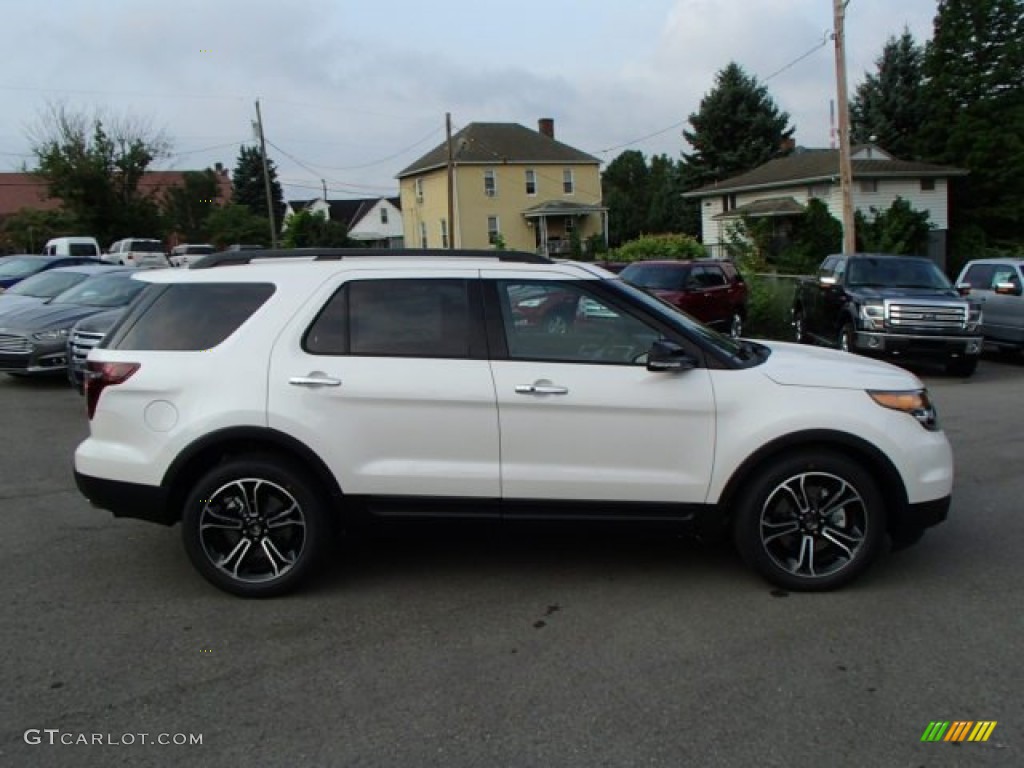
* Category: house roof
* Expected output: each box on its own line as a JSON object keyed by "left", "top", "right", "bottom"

{"left": 683, "top": 147, "right": 968, "bottom": 198}
{"left": 0, "top": 170, "right": 232, "bottom": 218}
{"left": 712, "top": 196, "right": 806, "bottom": 220}
{"left": 286, "top": 196, "right": 402, "bottom": 229}
{"left": 523, "top": 199, "right": 607, "bottom": 217}
{"left": 396, "top": 122, "right": 600, "bottom": 178}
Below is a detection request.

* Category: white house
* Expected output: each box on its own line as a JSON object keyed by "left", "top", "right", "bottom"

{"left": 283, "top": 196, "right": 404, "bottom": 248}
{"left": 682, "top": 145, "right": 967, "bottom": 268}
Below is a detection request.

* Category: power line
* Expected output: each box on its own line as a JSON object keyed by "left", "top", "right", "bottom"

{"left": 590, "top": 121, "right": 688, "bottom": 156}
{"left": 763, "top": 30, "right": 832, "bottom": 81}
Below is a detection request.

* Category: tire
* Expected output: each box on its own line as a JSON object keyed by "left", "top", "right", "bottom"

{"left": 945, "top": 356, "right": 978, "bottom": 377}
{"left": 181, "top": 454, "right": 330, "bottom": 597}
{"left": 838, "top": 322, "right": 855, "bottom": 353}
{"left": 733, "top": 450, "right": 886, "bottom": 591}
{"left": 728, "top": 311, "right": 744, "bottom": 340}
{"left": 793, "top": 310, "right": 806, "bottom": 343}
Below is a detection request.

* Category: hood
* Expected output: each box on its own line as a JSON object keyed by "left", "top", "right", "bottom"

{"left": 854, "top": 286, "right": 962, "bottom": 302}
{"left": 0, "top": 302, "right": 107, "bottom": 333}
{"left": 0, "top": 294, "right": 47, "bottom": 315}
{"left": 73, "top": 308, "right": 126, "bottom": 334}
{"left": 758, "top": 341, "right": 923, "bottom": 390}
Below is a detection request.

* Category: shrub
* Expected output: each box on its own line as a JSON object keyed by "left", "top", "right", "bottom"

{"left": 607, "top": 233, "right": 706, "bottom": 262}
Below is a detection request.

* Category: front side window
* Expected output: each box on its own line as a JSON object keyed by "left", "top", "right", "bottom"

{"left": 484, "top": 169, "right": 497, "bottom": 197}
{"left": 487, "top": 216, "right": 500, "bottom": 245}
{"left": 962, "top": 264, "right": 995, "bottom": 290}
{"left": 691, "top": 265, "right": 727, "bottom": 288}
{"left": 112, "top": 283, "right": 275, "bottom": 351}
{"left": 525, "top": 169, "right": 537, "bottom": 196}
{"left": 305, "top": 279, "right": 470, "bottom": 359}
{"left": 562, "top": 169, "right": 574, "bottom": 195}
{"left": 498, "top": 281, "right": 661, "bottom": 365}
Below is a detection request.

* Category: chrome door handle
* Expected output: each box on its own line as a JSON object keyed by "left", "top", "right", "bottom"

{"left": 515, "top": 384, "right": 569, "bottom": 395}
{"left": 289, "top": 375, "right": 342, "bottom": 387}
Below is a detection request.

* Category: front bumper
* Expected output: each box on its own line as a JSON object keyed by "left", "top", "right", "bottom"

{"left": 0, "top": 339, "right": 69, "bottom": 374}
{"left": 853, "top": 331, "right": 983, "bottom": 358}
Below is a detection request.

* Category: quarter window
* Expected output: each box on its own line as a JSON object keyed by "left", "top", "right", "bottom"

{"left": 304, "top": 280, "right": 471, "bottom": 359}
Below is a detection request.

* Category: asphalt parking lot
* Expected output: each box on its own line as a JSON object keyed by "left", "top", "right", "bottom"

{"left": 1, "top": 355, "right": 1022, "bottom": 768}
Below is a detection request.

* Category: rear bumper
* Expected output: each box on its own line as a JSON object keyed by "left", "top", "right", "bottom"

{"left": 74, "top": 470, "right": 175, "bottom": 526}
{"left": 901, "top": 494, "right": 950, "bottom": 531}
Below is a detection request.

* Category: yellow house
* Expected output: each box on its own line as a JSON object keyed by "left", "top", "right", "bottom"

{"left": 396, "top": 119, "right": 607, "bottom": 256}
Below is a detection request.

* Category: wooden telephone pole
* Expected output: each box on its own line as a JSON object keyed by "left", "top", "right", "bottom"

{"left": 254, "top": 99, "right": 278, "bottom": 248}
{"left": 446, "top": 112, "right": 455, "bottom": 249}
{"left": 833, "top": 0, "right": 856, "bottom": 253}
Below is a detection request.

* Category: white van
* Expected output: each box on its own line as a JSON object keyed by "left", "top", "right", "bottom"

{"left": 44, "top": 237, "right": 101, "bottom": 258}
{"left": 169, "top": 243, "right": 215, "bottom": 268}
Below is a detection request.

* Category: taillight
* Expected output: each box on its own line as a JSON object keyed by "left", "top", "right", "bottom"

{"left": 85, "top": 361, "right": 140, "bottom": 420}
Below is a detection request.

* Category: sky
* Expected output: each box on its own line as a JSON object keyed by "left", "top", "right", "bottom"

{"left": 0, "top": 0, "right": 939, "bottom": 202}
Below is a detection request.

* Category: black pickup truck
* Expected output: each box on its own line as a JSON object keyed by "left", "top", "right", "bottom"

{"left": 792, "top": 253, "right": 983, "bottom": 376}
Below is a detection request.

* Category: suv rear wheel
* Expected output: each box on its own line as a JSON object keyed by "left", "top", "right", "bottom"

{"left": 181, "top": 455, "right": 330, "bottom": 597}
{"left": 733, "top": 450, "right": 886, "bottom": 591}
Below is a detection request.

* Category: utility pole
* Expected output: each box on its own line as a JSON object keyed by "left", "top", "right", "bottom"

{"left": 833, "top": 0, "right": 856, "bottom": 253}
{"left": 446, "top": 112, "right": 455, "bottom": 249}
{"left": 321, "top": 179, "right": 328, "bottom": 202}
{"left": 254, "top": 99, "right": 278, "bottom": 248}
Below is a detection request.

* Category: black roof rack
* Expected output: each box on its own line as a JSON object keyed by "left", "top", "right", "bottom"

{"left": 189, "top": 248, "right": 554, "bottom": 269}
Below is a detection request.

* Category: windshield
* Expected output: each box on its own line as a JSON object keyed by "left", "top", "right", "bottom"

{"left": 5, "top": 271, "right": 88, "bottom": 298}
{"left": 610, "top": 278, "right": 748, "bottom": 359}
{"left": 847, "top": 258, "right": 953, "bottom": 289}
{"left": 0, "top": 257, "right": 45, "bottom": 279}
{"left": 619, "top": 264, "right": 690, "bottom": 291}
{"left": 52, "top": 274, "right": 147, "bottom": 307}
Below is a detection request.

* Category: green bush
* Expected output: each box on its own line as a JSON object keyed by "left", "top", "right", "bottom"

{"left": 607, "top": 233, "right": 706, "bottom": 262}
{"left": 743, "top": 274, "right": 799, "bottom": 340}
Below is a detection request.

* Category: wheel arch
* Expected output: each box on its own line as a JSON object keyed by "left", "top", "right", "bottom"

{"left": 716, "top": 429, "right": 909, "bottom": 534}
{"left": 161, "top": 427, "right": 344, "bottom": 525}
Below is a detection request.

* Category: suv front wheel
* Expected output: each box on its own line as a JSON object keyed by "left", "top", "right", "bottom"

{"left": 181, "top": 455, "right": 330, "bottom": 597}
{"left": 733, "top": 451, "right": 886, "bottom": 591}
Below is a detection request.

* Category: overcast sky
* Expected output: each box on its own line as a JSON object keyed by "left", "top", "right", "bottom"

{"left": 0, "top": 0, "right": 938, "bottom": 202}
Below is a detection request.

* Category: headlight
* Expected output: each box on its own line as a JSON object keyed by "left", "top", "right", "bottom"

{"left": 32, "top": 328, "right": 70, "bottom": 342}
{"left": 868, "top": 389, "right": 938, "bottom": 431}
{"left": 967, "top": 305, "right": 982, "bottom": 331}
{"left": 859, "top": 302, "right": 884, "bottom": 329}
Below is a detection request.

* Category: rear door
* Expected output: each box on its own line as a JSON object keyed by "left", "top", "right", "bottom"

{"left": 982, "top": 264, "right": 1024, "bottom": 343}
{"left": 268, "top": 269, "right": 501, "bottom": 505}
{"left": 484, "top": 273, "right": 716, "bottom": 508}
{"left": 692, "top": 264, "right": 732, "bottom": 327}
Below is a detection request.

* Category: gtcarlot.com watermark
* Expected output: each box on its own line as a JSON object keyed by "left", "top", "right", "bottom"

{"left": 24, "top": 729, "right": 202, "bottom": 747}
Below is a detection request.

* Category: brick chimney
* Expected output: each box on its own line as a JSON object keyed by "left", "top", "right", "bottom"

{"left": 538, "top": 118, "right": 554, "bottom": 139}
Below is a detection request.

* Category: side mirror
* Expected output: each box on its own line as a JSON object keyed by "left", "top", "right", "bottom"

{"left": 994, "top": 281, "right": 1023, "bottom": 296}
{"left": 956, "top": 282, "right": 972, "bottom": 296}
{"left": 646, "top": 339, "right": 696, "bottom": 372}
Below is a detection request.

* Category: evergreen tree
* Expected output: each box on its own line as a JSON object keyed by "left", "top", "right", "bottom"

{"left": 850, "top": 29, "right": 926, "bottom": 159}
{"left": 647, "top": 154, "right": 695, "bottom": 236}
{"left": 231, "top": 145, "right": 285, "bottom": 231}
{"left": 162, "top": 169, "right": 220, "bottom": 243}
{"left": 919, "top": 0, "right": 1024, "bottom": 253}
{"left": 682, "top": 62, "right": 795, "bottom": 189}
{"left": 601, "top": 150, "right": 651, "bottom": 247}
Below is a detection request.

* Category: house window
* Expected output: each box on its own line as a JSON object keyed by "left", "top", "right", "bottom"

{"left": 440, "top": 219, "right": 449, "bottom": 249}
{"left": 525, "top": 169, "right": 537, "bottom": 196}
{"left": 419, "top": 221, "right": 428, "bottom": 249}
{"left": 380, "top": 207, "right": 388, "bottom": 225}
{"left": 920, "top": 178, "right": 936, "bottom": 191}
{"left": 414, "top": 178, "right": 424, "bottom": 203}
{"left": 721, "top": 194, "right": 737, "bottom": 211}
{"left": 484, "top": 169, "right": 497, "bottom": 197}
{"left": 565, "top": 217, "right": 575, "bottom": 234}
{"left": 562, "top": 169, "right": 574, "bottom": 195}
{"left": 860, "top": 179, "right": 879, "bottom": 193}
{"left": 807, "top": 183, "right": 830, "bottom": 199}
{"left": 487, "top": 215, "right": 500, "bottom": 245}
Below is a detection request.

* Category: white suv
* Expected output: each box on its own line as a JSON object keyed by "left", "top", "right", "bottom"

{"left": 73, "top": 249, "right": 954, "bottom": 597}
{"left": 104, "top": 238, "right": 169, "bottom": 268}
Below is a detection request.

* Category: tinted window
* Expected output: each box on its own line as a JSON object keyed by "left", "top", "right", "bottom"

{"left": 131, "top": 241, "right": 165, "bottom": 253}
{"left": 306, "top": 279, "right": 470, "bottom": 358}
{"left": 848, "top": 258, "right": 951, "bottom": 289}
{"left": 619, "top": 264, "right": 690, "bottom": 291}
{"left": 52, "top": 274, "right": 147, "bottom": 307}
{"left": 5, "top": 271, "right": 88, "bottom": 298}
{"left": 499, "top": 280, "right": 660, "bottom": 364}
{"left": 114, "top": 283, "right": 275, "bottom": 350}
{"left": 692, "top": 265, "right": 727, "bottom": 288}
{"left": 69, "top": 243, "right": 98, "bottom": 256}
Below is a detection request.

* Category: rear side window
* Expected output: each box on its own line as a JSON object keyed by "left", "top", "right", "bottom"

{"left": 113, "top": 283, "right": 275, "bottom": 350}
{"left": 619, "top": 264, "right": 690, "bottom": 291}
{"left": 69, "top": 243, "right": 98, "bottom": 256}
{"left": 304, "top": 279, "right": 471, "bottom": 358}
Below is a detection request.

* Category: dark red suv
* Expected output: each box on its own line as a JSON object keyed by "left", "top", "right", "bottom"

{"left": 618, "top": 259, "right": 748, "bottom": 337}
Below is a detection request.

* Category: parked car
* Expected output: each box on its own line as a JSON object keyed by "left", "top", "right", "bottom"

{"left": 955, "top": 257, "right": 1024, "bottom": 353}
{"left": 43, "top": 236, "right": 102, "bottom": 257}
{"left": 0, "top": 265, "right": 115, "bottom": 315}
{"left": 0, "top": 255, "right": 108, "bottom": 290}
{"left": 103, "top": 238, "right": 168, "bottom": 268}
{"left": 169, "top": 243, "right": 215, "bottom": 268}
{"left": 618, "top": 259, "right": 748, "bottom": 337}
{"left": 792, "top": 253, "right": 983, "bottom": 376}
{"left": 75, "top": 248, "right": 952, "bottom": 598}
{"left": 0, "top": 268, "right": 147, "bottom": 377}
{"left": 67, "top": 307, "right": 126, "bottom": 392}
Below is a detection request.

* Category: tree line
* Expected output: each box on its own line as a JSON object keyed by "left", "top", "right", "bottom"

{"left": 601, "top": 0, "right": 1023, "bottom": 271}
